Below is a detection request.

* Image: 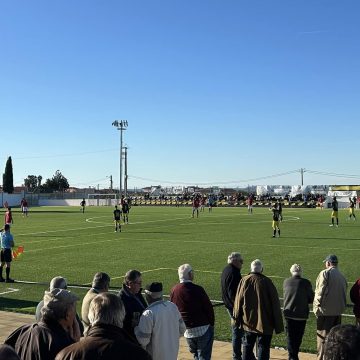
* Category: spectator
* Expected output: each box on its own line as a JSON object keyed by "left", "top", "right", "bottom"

{"left": 313, "top": 254, "right": 347, "bottom": 360}
{"left": 35, "top": 276, "right": 84, "bottom": 336}
{"left": 135, "top": 282, "right": 185, "bottom": 360}
{"left": 118, "top": 269, "right": 147, "bottom": 340}
{"left": 5, "top": 289, "right": 80, "bottom": 360}
{"left": 323, "top": 324, "right": 360, "bottom": 360}
{"left": 81, "top": 272, "right": 110, "bottom": 332}
{"left": 233, "top": 259, "right": 284, "bottom": 360}
{"left": 283, "top": 264, "right": 314, "bottom": 360}
{"left": 0, "top": 344, "right": 20, "bottom": 360}
{"left": 35, "top": 276, "right": 68, "bottom": 320}
{"left": 170, "top": 264, "right": 215, "bottom": 360}
{"left": 349, "top": 277, "right": 360, "bottom": 326}
{"left": 56, "top": 293, "right": 151, "bottom": 360}
{"left": 220, "top": 252, "right": 243, "bottom": 360}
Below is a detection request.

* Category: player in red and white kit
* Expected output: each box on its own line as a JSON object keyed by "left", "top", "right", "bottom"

{"left": 192, "top": 196, "right": 200, "bottom": 218}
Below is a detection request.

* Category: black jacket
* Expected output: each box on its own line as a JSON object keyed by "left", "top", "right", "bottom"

{"left": 221, "top": 263, "right": 241, "bottom": 313}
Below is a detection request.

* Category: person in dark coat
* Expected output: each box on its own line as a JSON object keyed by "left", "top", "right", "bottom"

{"left": 220, "top": 252, "right": 243, "bottom": 360}
{"left": 283, "top": 264, "right": 314, "bottom": 360}
{"left": 5, "top": 289, "right": 80, "bottom": 360}
{"left": 118, "top": 269, "right": 147, "bottom": 340}
{"left": 56, "top": 293, "right": 151, "bottom": 360}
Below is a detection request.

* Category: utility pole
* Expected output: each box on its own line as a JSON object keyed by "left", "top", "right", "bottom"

{"left": 109, "top": 175, "right": 113, "bottom": 191}
{"left": 300, "top": 168, "right": 305, "bottom": 186}
{"left": 124, "top": 146, "right": 128, "bottom": 198}
{"left": 112, "top": 120, "right": 128, "bottom": 200}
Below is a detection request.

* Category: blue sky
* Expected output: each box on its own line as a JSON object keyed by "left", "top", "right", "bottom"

{"left": 1, "top": 1, "right": 359, "bottom": 190}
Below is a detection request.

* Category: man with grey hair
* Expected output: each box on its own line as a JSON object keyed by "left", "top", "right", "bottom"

{"left": 56, "top": 293, "right": 151, "bottom": 360}
{"left": 35, "top": 276, "right": 68, "bottom": 321}
{"left": 313, "top": 254, "right": 347, "bottom": 360}
{"left": 221, "top": 252, "right": 244, "bottom": 360}
{"left": 81, "top": 272, "right": 110, "bottom": 332}
{"left": 233, "top": 259, "right": 284, "bottom": 360}
{"left": 5, "top": 289, "right": 80, "bottom": 360}
{"left": 135, "top": 282, "right": 186, "bottom": 360}
{"left": 283, "top": 263, "right": 314, "bottom": 360}
{"left": 170, "top": 264, "right": 215, "bottom": 360}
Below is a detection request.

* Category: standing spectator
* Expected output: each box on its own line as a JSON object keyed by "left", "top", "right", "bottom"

{"left": 118, "top": 269, "right": 147, "bottom": 340}
{"left": 170, "top": 264, "right": 215, "bottom": 360}
{"left": 5, "top": 289, "right": 81, "bottom": 360}
{"left": 329, "top": 196, "right": 339, "bottom": 227}
{"left": 283, "top": 264, "right": 314, "bottom": 360}
{"left": 80, "top": 198, "right": 86, "bottom": 213}
{"left": 82, "top": 272, "right": 110, "bottom": 333}
{"left": 113, "top": 205, "right": 122, "bottom": 232}
{"left": 350, "top": 277, "right": 360, "bottom": 326}
{"left": 0, "top": 224, "right": 15, "bottom": 282}
{"left": 36, "top": 276, "right": 68, "bottom": 320}
{"left": 56, "top": 293, "right": 151, "bottom": 360}
{"left": 135, "top": 282, "right": 186, "bottom": 360}
{"left": 323, "top": 324, "right": 360, "bottom": 360}
{"left": 4, "top": 207, "right": 14, "bottom": 226}
{"left": 220, "top": 252, "right": 243, "bottom": 360}
{"left": 313, "top": 254, "right": 347, "bottom": 360}
{"left": 233, "top": 259, "right": 284, "bottom": 360}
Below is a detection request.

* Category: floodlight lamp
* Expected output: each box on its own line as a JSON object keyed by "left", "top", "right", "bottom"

{"left": 112, "top": 120, "right": 119, "bottom": 127}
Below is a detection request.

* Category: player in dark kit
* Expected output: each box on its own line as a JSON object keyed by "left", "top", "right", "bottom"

{"left": 270, "top": 203, "right": 281, "bottom": 238}
{"left": 330, "top": 196, "right": 339, "bottom": 227}
{"left": 122, "top": 201, "right": 129, "bottom": 224}
{"left": 80, "top": 199, "right": 86, "bottom": 213}
{"left": 113, "top": 206, "right": 122, "bottom": 232}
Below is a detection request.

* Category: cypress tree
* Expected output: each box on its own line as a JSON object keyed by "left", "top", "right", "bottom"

{"left": 3, "top": 156, "right": 14, "bottom": 193}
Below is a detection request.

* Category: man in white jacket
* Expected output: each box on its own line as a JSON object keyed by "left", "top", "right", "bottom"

{"left": 135, "top": 282, "right": 186, "bottom": 360}
{"left": 313, "top": 254, "right": 347, "bottom": 360}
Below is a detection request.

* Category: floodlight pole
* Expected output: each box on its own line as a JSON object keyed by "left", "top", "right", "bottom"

{"left": 112, "top": 120, "right": 128, "bottom": 201}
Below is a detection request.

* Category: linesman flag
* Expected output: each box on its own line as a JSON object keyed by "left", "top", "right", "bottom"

{"left": 12, "top": 246, "right": 24, "bottom": 260}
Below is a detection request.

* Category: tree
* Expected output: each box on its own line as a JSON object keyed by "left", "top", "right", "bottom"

{"left": 24, "top": 175, "right": 39, "bottom": 190}
{"left": 42, "top": 170, "right": 69, "bottom": 192}
{"left": 3, "top": 156, "right": 14, "bottom": 193}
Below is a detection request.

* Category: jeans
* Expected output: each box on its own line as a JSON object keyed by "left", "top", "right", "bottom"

{"left": 285, "top": 318, "right": 306, "bottom": 360}
{"left": 243, "top": 331, "right": 272, "bottom": 360}
{"left": 186, "top": 325, "right": 214, "bottom": 360}
{"left": 227, "top": 309, "right": 244, "bottom": 360}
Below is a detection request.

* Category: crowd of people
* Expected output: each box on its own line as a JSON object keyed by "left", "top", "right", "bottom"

{"left": 0, "top": 254, "right": 359, "bottom": 360}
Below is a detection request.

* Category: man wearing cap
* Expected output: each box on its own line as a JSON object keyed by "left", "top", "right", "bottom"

{"left": 283, "top": 264, "right": 314, "bottom": 360}
{"left": 220, "top": 252, "right": 244, "bottom": 360}
{"left": 233, "top": 259, "right": 284, "bottom": 360}
{"left": 313, "top": 254, "right": 347, "bottom": 360}
{"left": 56, "top": 293, "right": 151, "bottom": 360}
{"left": 35, "top": 276, "right": 68, "bottom": 321}
{"left": 135, "top": 282, "right": 186, "bottom": 360}
{"left": 170, "top": 264, "right": 215, "bottom": 360}
{"left": 5, "top": 288, "right": 81, "bottom": 360}
{"left": 81, "top": 272, "right": 110, "bottom": 332}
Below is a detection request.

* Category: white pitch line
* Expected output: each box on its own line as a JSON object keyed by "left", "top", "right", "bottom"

{"left": 0, "top": 288, "right": 20, "bottom": 295}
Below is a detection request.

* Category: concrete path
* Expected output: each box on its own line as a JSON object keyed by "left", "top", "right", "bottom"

{"left": 0, "top": 311, "right": 316, "bottom": 359}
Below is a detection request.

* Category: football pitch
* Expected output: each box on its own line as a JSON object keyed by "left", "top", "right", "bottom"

{"left": 1, "top": 205, "right": 358, "bottom": 353}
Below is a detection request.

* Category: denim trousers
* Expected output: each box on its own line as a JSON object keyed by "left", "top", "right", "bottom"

{"left": 227, "top": 309, "right": 244, "bottom": 360}
{"left": 243, "top": 331, "right": 272, "bottom": 360}
{"left": 186, "top": 325, "right": 214, "bottom": 360}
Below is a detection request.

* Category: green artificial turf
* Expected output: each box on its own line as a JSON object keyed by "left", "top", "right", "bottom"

{"left": 0, "top": 205, "right": 358, "bottom": 353}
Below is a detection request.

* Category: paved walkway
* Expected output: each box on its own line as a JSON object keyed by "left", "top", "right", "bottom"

{"left": 0, "top": 311, "right": 316, "bottom": 359}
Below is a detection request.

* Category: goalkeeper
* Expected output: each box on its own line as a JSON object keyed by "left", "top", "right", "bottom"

{"left": 0, "top": 224, "right": 15, "bottom": 282}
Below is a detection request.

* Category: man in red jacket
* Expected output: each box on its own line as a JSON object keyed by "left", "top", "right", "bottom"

{"left": 170, "top": 264, "right": 214, "bottom": 360}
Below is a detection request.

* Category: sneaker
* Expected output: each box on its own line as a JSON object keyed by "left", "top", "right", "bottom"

{"left": 272, "top": 235, "right": 276, "bottom": 238}
{"left": 336, "top": 224, "right": 339, "bottom": 227}
{"left": 329, "top": 224, "right": 334, "bottom": 227}
{"left": 5, "top": 278, "right": 14, "bottom": 283}
{"left": 0, "top": 277, "right": 4, "bottom": 282}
